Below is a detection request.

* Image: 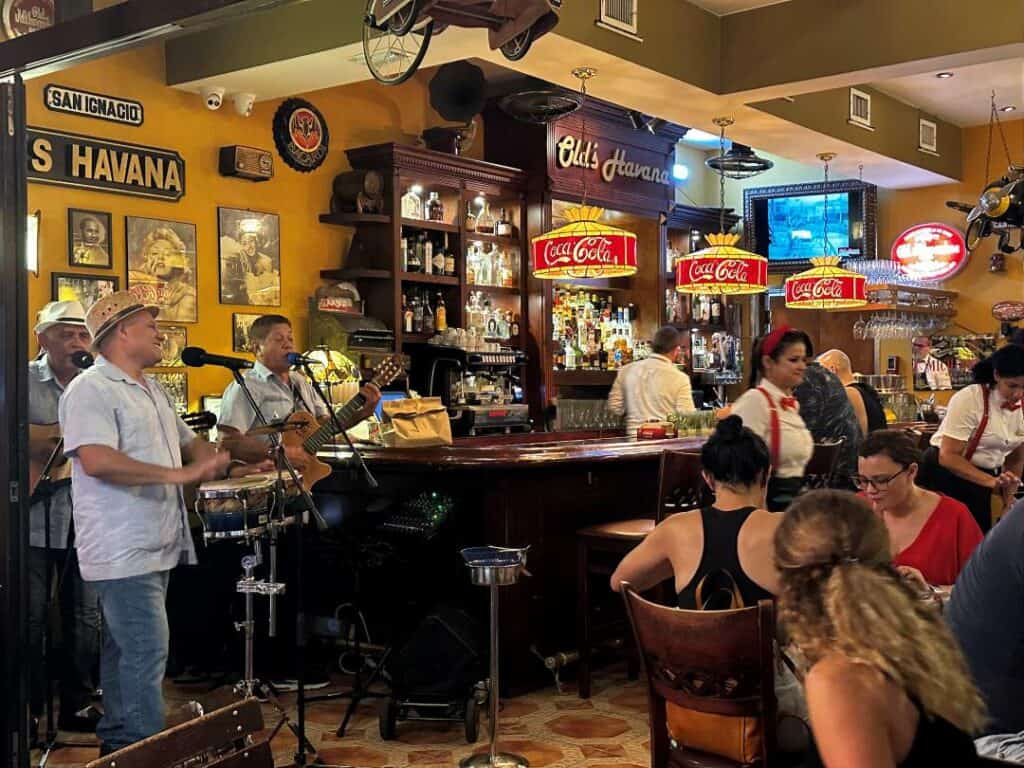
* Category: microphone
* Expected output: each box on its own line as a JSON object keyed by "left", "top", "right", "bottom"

{"left": 71, "top": 351, "right": 94, "bottom": 369}
{"left": 286, "top": 352, "right": 318, "bottom": 367}
{"left": 181, "top": 346, "right": 254, "bottom": 371}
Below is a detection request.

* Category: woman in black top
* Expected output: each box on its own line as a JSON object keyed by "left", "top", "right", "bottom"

{"left": 775, "top": 490, "right": 985, "bottom": 767}
{"left": 610, "top": 416, "right": 779, "bottom": 606}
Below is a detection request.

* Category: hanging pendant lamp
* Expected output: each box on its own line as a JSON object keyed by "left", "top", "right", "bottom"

{"left": 785, "top": 153, "right": 867, "bottom": 309}
{"left": 530, "top": 67, "right": 639, "bottom": 279}
{"left": 676, "top": 117, "right": 767, "bottom": 295}
{"left": 704, "top": 116, "right": 773, "bottom": 180}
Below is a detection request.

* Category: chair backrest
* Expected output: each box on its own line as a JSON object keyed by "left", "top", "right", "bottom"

{"left": 656, "top": 449, "right": 710, "bottom": 522}
{"left": 622, "top": 584, "right": 776, "bottom": 767}
{"left": 801, "top": 438, "right": 844, "bottom": 490}
{"left": 84, "top": 698, "right": 271, "bottom": 768}
{"left": 902, "top": 427, "right": 933, "bottom": 453}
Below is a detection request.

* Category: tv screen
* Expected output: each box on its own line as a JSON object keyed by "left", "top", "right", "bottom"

{"left": 766, "top": 192, "right": 851, "bottom": 261}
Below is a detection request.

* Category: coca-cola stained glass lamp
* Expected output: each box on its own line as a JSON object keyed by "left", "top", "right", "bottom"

{"left": 675, "top": 117, "right": 768, "bottom": 295}
{"left": 531, "top": 204, "right": 638, "bottom": 278}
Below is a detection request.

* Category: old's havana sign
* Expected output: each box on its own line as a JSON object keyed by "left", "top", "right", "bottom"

{"left": 554, "top": 134, "right": 672, "bottom": 186}
{"left": 27, "top": 127, "right": 185, "bottom": 201}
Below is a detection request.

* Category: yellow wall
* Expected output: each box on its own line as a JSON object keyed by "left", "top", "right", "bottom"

{"left": 26, "top": 44, "right": 468, "bottom": 409}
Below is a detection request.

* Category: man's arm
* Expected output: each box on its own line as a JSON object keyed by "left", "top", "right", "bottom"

{"left": 218, "top": 426, "right": 277, "bottom": 463}
{"left": 76, "top": 444, "right": 227, "bottom": 486}
{"left": 675, "top": 373, "right": 695, "bottom": 414}
{"left": 845, "top": 385, "right": 868, "bottom": 436}
{"left": 607, "top": 371, "right": 625, "bottom": 416}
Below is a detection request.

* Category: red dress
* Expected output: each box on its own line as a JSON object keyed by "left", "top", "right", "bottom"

{"left": 892, "top": 494, "right": 983, "bottom": 586}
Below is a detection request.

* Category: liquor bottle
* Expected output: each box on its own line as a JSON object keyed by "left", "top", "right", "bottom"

{"left": 444, "top": 247, "right": 456, "bottom": 277}
{"left": 432, "top": 243, "right": 445, "bottom": 275}
{"left": 511, "top": 313, "right": 520, "bottom": 337}
{"left": 435, "top": 293, "right": 447, "bottom": 332}
{"left": 422, "top": 292, "right": 435, "bottom": 335}
{"left": 564, "top": 339, "right": 576, "bottom": 370}
{"left": 426, "top": 191, "right": 444, "bottom": 222}
{"left": 412, "top": 292, "right": 424, "bottom": 333}
{"left": 401, "top": 237, "right": 409, "bottom": 272}
{"left": 496, "top": 207, "right": 511, "bottom": 237}
{"left": 476, "top": 201, "right": 495, "bottom": 235}
{"left": 403, "top": 293, "right": 413, "bottom": 333}
{"left": 597, "top": 329, "right": 607, "bottom": 370}
{"left": 466, "top": 244, "right": 478, "bottom": 285}
{"left": 465, "top": 204, "right": 477, "bottom": 232}
{"left": 423, "top": 236, "right": 433, "bottom": 274}
{"left": 407, "top": 236, "right": 422, "bottom": 273}
{"left": 711, "top": 295, "right": 722, "bottom": 324}
{"left": 477, "top": 244, "right": 493, "bottom": 286}
{"left": 401, "top": 186, "right": 423, "bottom": 219}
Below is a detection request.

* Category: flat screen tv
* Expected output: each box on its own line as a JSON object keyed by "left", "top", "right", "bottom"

{"left": 743, "top": 180, "right": 877, "bottom": 273}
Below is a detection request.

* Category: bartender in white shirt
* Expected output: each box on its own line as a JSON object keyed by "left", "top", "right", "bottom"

{"left": 917, "top": 345, "right": 1024, "bottom": 532}
{"left": 608, "top": 326, "right": 695, "bottom": 436}
{"left": 730, "top": 326, "right": 815, "bottom": 511}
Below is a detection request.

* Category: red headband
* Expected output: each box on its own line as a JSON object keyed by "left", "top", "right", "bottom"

{"left": 761, "top": 325, "right": 793, "bottom": 357}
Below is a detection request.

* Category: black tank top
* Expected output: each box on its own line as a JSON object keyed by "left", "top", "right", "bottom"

{"left": 677, "top": 506, "right": 775, "bottom": 610}
{"left": 850, "top": 382, "right": 888, "bottom": 433}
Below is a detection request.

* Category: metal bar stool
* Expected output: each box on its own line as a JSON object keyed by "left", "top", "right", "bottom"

{"left": 460, "top": 546, "right": 530, "bottom": 768}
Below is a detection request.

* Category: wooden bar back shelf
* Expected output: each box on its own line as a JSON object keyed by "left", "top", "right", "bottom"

{"left": 833, "top": 283, "right": 959, "bottom": 316}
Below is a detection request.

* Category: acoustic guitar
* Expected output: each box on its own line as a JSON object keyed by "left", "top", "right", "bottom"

{"left": 281, "top": 354, "right": 404, "bottom": 491}
{"left": 29, "top": 423, "right": 71, "bottom": 496}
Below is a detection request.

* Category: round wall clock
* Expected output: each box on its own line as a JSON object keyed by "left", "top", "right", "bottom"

{"left": 272, "top": 98, "right": 329, "bottom": 173}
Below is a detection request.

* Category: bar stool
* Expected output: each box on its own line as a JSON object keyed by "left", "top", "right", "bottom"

{"left": 460, "top": 546, "right": 530, "bottom": 768}
{"left": 800, "top": 439, "right": 845, "bottom": 491}
{"left": 575, "top": 450, "right": 707, "bottom": 699}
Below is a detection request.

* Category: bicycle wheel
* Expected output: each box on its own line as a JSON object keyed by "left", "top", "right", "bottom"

{"left": 387, "top": 0, "right": 422, "bottom": 35}
{"left": 363, "top": 13, "right": 433, "bottom": 85}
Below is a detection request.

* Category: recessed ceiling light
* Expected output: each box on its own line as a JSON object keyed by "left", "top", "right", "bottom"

{"left": 1002, "top": 105, "right": 1017, "bottom": 113}
{"left": 935, "top": 71, "right": 955, "bottom": 79}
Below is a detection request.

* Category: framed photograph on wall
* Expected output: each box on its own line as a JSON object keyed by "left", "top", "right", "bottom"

{"left": 153, "top": 372, "right": 188, "bottom": 414}
{"left": 68, "top": 209, "right": 113, "bottom": 268}
{"left": 51, "top": 272, "right": 119, "bottom": 311}
{"left": 158, "top": 325, "right": 187, "bottom": 367}
{"left": 218, "top": 207, "right": 281, "bottom": 307}
{"left": 126, "top": 216, "right": 198, "bottom": 323}
{"left": 232, "top": 313, "right": 265, "bottom": 353}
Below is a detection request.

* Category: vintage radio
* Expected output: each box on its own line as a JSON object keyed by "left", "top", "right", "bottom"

{"left": 218, "top": 145, "right": 274, "bottom": 182}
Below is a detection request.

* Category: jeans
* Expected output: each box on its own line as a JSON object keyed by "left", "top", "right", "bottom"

{"left": 27, "top": 545, "right": 101, "bottom": 717}
{"left": 92, "top": 570, "right": 171, "bottom": 751}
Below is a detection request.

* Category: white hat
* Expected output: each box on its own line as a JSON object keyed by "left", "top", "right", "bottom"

{"left": 34, "top": 300, "right": 87, "bottom": 335}
{"left": 85, "top": 290, "right": 159, "bottom": 352}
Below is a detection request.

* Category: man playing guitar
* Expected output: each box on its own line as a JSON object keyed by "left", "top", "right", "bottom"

{"left": 27, "top": 300, "right": 101, "bottom": 741}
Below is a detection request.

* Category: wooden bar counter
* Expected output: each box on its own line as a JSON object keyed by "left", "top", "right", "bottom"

{"left": 318, "top": 432, "right": 705, "bottom": 695}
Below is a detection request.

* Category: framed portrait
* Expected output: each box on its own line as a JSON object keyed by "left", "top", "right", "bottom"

{"left": 51, "top": 272, "right": 119, "bottom": 312}
{"left": 153, "top": 372, "right": 188, "bottom": 414}
{"left": 200, "top": 395, "right": 223, "bottom": 422}
{"left": 232, "top": 313, "right": 265, "bottom": 353}
{"left": 68, "top": 209, "right": 112, "bottom": 268}
{"left": 125, "top": 216, "right": 198, "bottom": 323}
{"left": 158, "top": 325, "right": 187, "bottom": 367}
{"left": 218, "top": 207, "right": 281, "bottom": 307}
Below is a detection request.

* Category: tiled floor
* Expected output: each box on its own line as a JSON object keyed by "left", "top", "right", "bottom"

{"left": 36, "top": 665, "right": 652, "bottom": 767}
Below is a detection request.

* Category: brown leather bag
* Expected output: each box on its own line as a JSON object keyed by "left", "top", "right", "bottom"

{"left": 665, "top": 569, "right": 764, "bottom": 765}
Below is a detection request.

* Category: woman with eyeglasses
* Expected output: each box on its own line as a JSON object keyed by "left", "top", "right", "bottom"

{"left": 916, "top": 344, "right": 1024, "bottom": 532}
{"left": 730, "top": 326, "right": 815, "bottom": 511}
{"left": 857, "top": 430, "right": 981, "bottom": 587}
{"left": 775, "top": 490, "right": 986, "bottom": 768}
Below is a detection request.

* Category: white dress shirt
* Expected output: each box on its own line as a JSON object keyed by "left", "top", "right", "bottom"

{"left": 931, "top": 384, "right": 1024, "bottom": 470}
{"left": 731, "top": 379, "right": 814, "bottom": 479}
{"left": 607, "top": 353, "right": 695, "bottom": 435}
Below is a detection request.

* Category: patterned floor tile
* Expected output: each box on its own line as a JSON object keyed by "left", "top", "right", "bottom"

{"left": 546, "top": 713, "right": 631, "bottom": 739}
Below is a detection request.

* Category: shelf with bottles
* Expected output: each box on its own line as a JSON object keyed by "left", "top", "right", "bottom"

{"left": 400, "top": 272, "right": 459, "bottom": 286}
{"left": 465, "top": 239, "right": 519, "bottom": 291}
{"left": 401, "top": 286, "right": 457, "bottom": 340}
{"left": 464, "top": 288, "right": 521, "bottom": 345}
{"left": 400, "top": 229, "right": 459, "bottom": 278}
{"left": 551, "top": 287, "right": 639, "bottom": 374}
{"left": 399, "top": 178, "right": 461, "bottom": 230}
{"left": 664, "top": 290, "right": 736, "bottom": 331}
{"left": 462, "top": 191, "right": 519, "bottom": 240}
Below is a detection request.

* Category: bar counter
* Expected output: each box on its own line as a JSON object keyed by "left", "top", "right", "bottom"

{"left": 317, "top": 432, "right": 705, "bottom": 695}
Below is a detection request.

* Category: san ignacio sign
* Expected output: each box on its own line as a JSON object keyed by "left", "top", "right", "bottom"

{"left": 27, "top": 127, "right": 185, "bottom": 201}
{"left": 44, "top": 84, "right": 144, "bottom": 127}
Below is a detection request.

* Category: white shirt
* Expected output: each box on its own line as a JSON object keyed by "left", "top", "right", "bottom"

{"left": 607, "top": 354, "right": 695, "bottom": 435}
{"left": 930, "top": 384, "right": 1024, "bottom": 470}
{"left": 731, "top": 379, "right": 814, "bottom": 479}
{"left": 915, "top": 353, "right": 951, "bottom": 390}
{"left": 218, "top": 361, "right": 329, "bottom": 434}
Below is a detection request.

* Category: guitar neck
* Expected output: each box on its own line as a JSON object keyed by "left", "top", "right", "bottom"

{"left": 302, "top": 393, "right": 367, "bottom": 455}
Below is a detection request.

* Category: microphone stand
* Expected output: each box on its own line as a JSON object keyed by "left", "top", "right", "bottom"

{"left": 225, "top": 369, "right": 327, "bottom": 768}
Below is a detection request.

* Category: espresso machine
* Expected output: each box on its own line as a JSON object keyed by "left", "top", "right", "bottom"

{"left": 405, "top": 343, "right": 531, "bottom": 436}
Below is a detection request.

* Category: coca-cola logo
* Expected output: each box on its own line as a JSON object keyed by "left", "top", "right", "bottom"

{"left": 540, "top": 235, "right": 627, "bottom": 268}
{"left": 682, "top": 258, "right": 753, "bottom": 284}
{"left": 788, "top": 277, "right": 849, "bottom": 301}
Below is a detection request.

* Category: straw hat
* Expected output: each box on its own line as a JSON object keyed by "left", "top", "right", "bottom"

{"left": 34, "top": 300, "right": 86, "bottom": 335}
{"left": 85, "top": 290, "right": 159, "bottom": 351}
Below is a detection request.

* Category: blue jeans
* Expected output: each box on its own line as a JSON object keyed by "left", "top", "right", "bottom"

{"left": 92, "top": 570, "right": 171, "bottom": 751}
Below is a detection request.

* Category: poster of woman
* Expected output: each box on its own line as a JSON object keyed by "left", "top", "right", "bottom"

{"left": 126, "top": 216, "right": 198, "bottom": 322}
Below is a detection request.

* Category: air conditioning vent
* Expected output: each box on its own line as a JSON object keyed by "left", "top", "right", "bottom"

{"left": 598, "top": 0, "right": 639, "bottom": 37}
{"left": 919, "top": 118, "right": 938, "bottom": 154}
{"left": 849, "top": 88, "right": 872, "bottom": 129}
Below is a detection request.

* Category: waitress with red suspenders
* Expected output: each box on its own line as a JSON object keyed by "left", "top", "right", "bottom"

{"left": 917, "top": 345, "right": 1024, "bottom": 532}
{"left": 730, "top": 326, "right": 815, "bottom": 511}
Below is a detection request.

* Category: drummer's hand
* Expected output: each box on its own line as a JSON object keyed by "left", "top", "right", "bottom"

{"left": 350, "top": 383, "right": 381, "bottom": 426}
{"left": 180, "top": 451, "right": 231, "bottom": 485}
{"left": 228, "top": 459, "right": 275, "bottom": 479}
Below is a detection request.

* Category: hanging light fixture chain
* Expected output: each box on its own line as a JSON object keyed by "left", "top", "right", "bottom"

{"left": 817, "top": 152, "right": 836, "bottom": 257}
{"left": 571, "top": 67, "right": 597, "bottom": 208}
{"left": 719, "top": 122, "right": 726, "bottom": 233}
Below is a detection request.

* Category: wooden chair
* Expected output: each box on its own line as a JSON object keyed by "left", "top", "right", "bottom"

{"left": 622, "top": 584, "right": 777, "bottom": 768}
{"left": 800, "top": 439, "right": 844, "bottom": 492}
{"left": 576, "top": 449, "right": 708, "bottom": 698}
{"left": 84, "top": 698, "right": 272, "bottom": 768}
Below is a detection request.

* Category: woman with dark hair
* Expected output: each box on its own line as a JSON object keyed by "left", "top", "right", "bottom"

{"left": 917, "top": 344, "right": 1024, "bottom": 531}
{"left": 610, "top": 415, "right": 779, "bottom": 606}
{"left": 857, "top": 430, "right": 981, "bottom": 586}
{"left": 775, "top": 490, "right": 985, "bottom": 767}
{"left": 730, "top": 326, "right": 815, "bottom": 511}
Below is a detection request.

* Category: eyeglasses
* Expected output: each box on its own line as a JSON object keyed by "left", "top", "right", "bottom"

{"left": 852, "top": 467, "right": 909, "bottom": 491}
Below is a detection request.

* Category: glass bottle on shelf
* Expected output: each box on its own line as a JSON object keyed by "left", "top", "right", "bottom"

{"left": 498, "top": 249, "right": 515, "bottom": 288}
{"left": 465, "top": 204, "right": 477, "bottom": 232}
{"left": 422, "top": 291, "right": 435, "bottom": 335}
{"left": 401, "top": 185, "right": 423, "bottom": 219}
{"left": 444, "top": 245, "right": 456, "bottom": 277}
{"left": 423, "top": 235, "right": 433, "bottom": 274}
{"left": 412, "top": 292, "right": 424, "bottom": 333}
{"left": 407, "top": 236, "right": 422, "bottom": 273}
{"left": 435, "top": 293, "right": 447, "bottom": 332}
{"left": 426, "top": 191, "right": 444, "bottom": 222}
{"left": 711, "top": 295, "right": 722, "bottom": 325}
{"left": 477, "top": 243, "right": 493, "bottom": 286}
{"left": 511, "top": 313, "right": 520, "bottom": 338}
{"left": 496, "top": 208, "right": 511, "bottom": 237}
{"left": 432, "top": 241, "right": 445, "bottom": 275}
{"left": 476, "top": 201, "right": 496, "bottom": 235}
{"left": 466, "top": 244, "right": 479, "bottom": 285}
{"left": 401, "top": 237, "right": 410, "bottom": 272}
{"left": 403, "top": 293, "right": 413, "bottom": 333}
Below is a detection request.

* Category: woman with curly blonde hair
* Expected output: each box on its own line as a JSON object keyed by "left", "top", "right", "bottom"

{"left": 775, "top": 489, "right": 986, "bottom": 767}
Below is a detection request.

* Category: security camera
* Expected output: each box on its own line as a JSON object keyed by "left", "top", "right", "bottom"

{"left": 201, "top": 86, "right": 225, "bottom": 111}
{"left": 233, "top": 93, "right": 256, "bottom": 118}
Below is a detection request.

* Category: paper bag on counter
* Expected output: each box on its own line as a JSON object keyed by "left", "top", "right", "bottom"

{"left": 381, "top": 397, "right": 453, "bottom": 447}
